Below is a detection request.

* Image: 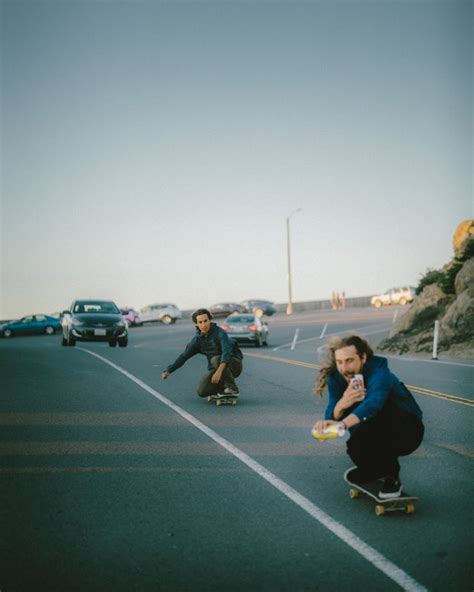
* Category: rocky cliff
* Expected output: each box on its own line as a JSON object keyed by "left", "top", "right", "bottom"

{"left": 378, "top": 220, "right": 474, "bottom": 356}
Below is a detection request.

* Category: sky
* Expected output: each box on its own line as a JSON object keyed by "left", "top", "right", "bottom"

{"left": 1, "top": 0, "right": 472, "bottom": 319}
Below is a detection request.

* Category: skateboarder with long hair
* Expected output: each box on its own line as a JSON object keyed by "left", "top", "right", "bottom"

{"left": 313, "top": 335, "right": 424, "bottom": 499}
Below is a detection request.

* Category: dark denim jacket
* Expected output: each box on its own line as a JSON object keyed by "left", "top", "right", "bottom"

{"left": 166, "top": 323, "right": 243, "bottom": 373}
{"left": 324, "top": 355, "right": 423, "bottom": 424}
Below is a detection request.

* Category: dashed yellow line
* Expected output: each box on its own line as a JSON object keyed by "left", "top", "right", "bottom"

{"left": 246, "top": 352, "right": 474, "bottom": 408}
{"left": 407, "top": 385, "right": 474, "bottom": 407}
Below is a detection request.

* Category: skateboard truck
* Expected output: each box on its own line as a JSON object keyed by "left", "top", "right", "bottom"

{"left": 207, "top": 394, "right": 238, "bottom": 407}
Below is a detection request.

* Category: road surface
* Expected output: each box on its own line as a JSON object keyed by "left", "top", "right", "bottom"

{"left": 1, "top": 307, "right": 472, "bottom": 591}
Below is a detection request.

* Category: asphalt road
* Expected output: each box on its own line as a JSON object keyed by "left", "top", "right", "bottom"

{"left": 1, "top": 307, "right": 473, "bottom": 591}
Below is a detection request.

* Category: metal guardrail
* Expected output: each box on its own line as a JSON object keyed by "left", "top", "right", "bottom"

{"left": 1, "top": 297, "right": 373, "bottom": 324}
{"left": 181, "top": 296, "right": 373, "bottom": 318}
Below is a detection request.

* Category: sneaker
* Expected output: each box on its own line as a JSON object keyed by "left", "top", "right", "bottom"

{"left": 378, "top": 477, "right": 403, "bottom": 499}
{"left": 223, "top": 386, "right": 239, "bottom": 396}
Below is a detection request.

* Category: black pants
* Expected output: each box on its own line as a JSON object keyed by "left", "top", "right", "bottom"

{"left": 196, "top": 355, "right": 243, "bottom": 397}
{"left": 346, "top": 402, "right": 424, "bottom": 480}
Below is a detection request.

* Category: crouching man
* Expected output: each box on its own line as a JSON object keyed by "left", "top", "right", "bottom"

{"left": 161, "top": 308, "right": 243, "bottom": 397}
{"left": 313, "top": 335, "right": 424, "bottom": 499}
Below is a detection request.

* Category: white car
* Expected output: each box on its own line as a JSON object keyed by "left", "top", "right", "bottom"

{"left": 138, "top": 303, "right": 182, "bottom": 325}
{"left": 371, "top": 287, "right": 416, "bottom": 308}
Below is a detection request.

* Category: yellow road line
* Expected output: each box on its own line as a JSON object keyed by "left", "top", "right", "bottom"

{"left": 246, "top": 352, "right": 474, "bottom": 408}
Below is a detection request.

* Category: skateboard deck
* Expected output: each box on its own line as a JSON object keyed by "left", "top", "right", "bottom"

{"left": 343, "top": 468, "right": 418, "bottom": 516}
{"left": 207, "top": 394, "right": 238, "bottom": 407}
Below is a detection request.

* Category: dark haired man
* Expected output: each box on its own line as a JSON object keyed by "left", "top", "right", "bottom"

{"left": 313, "top": 335, "right": 424, "bottom": 499}
{"left": 161, "top": 308, "right": 243, "bottom": 397}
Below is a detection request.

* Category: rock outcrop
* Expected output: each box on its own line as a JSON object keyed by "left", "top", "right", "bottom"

{"left": 378, "top": 220, "right": 474, "bottom": 356}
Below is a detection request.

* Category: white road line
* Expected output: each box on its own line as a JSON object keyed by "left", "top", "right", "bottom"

{"left": 290, "top": 328, "right": 299, "bottom": 351}
{"left": 319, "top": 323, "right": 328, "bottom": 338}
{"left": 79, "top": 347, "right": 427, "bottom": 592}
{"left": 276, "top": 323, "right": 392, "bottom": 352}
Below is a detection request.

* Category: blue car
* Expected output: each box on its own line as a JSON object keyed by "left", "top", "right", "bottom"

{"left": 0, "top": 314, "right": 62, "bottom": 338}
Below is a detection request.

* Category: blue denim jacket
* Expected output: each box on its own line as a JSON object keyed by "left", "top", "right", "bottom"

{"left": 324, "top": 355, "right": 423, "bottom": 423}
{"left": 166, "top": 323, "right": 243, "bottom": 373}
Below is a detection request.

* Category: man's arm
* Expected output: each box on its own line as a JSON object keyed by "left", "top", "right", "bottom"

{"left": 217, "top": 327, "right": 234, "bottom": 364}
{"left": 162, "top": 339, "right": 199, "bottom": 378}
{"left": 316, "top": 374, "right": 364, "bottom": 433}
{"left": 211, "top": 363, "right": 226, "bottom": 384}
{"left": 331, "top": 381, "right": 366, "bottom": 420}
{"left": 210, "top": 328, "right": 235, "bottom": 384}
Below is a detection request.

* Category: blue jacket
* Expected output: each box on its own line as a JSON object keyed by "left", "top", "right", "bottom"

{"left": 324, "top": 355, "right": 423, "bottom": 424}
{"left": 166, "top": 323, "right": 243, "bottom": 373}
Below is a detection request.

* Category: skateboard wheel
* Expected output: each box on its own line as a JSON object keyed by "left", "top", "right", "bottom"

{"left": 406, "top": 503, "right": 415, "bottom": 514}
{"left": 216, "top": 400, "right": 221, "bottom": 406}
{"left": 349, "top": 489, "right": 360, "bottom": 499}
{"left": 232, "top": 400, "right": 237, "bottom": 406}
{"left": 375, "top": 505, "right": 385, "bottom": 516}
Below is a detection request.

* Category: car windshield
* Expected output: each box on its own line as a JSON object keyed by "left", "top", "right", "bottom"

{"left": 227, "top": 315, "right": 254, "bottom": 323}
{"left": 74, "top": 302, "right": 119, "bottom": 314}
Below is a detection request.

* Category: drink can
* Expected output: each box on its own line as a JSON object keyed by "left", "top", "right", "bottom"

{"left": 311, "top": 423, "right": 346, "bottom": 441}
{"left": 351, "top": 374, "right": 364, "bottom": 390}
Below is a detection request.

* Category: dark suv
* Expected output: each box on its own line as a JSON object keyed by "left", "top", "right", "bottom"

{"left": 61, "top": 300, "right": 128, "bottom": 347}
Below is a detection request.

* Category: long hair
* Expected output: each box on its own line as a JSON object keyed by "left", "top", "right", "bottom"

{"left": 314, "top": 335, "right": 374, "bottom": 396}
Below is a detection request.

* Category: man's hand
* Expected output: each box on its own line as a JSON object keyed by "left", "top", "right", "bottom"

{"left": 211, "top": 368, "right": 223, "bottom": 385}
{"left": 161, "top": 371, "right": 170, "bottom": 380}
{"left": 338, "top": 381, "right": 366, "bottom": 410}
{"left": 211, "top": 361, "right": 227, "bottom": 385}
{"left": 313, "top": 419, "right": 337, "bottom": 434}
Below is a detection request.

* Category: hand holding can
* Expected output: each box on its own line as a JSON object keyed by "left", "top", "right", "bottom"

{"left": 311, "top": 422, "right": 346, "bottom": 441}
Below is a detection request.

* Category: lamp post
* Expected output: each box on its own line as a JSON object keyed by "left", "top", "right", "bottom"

{"left": 286, "top": 208, "right": 302, "bottom": 315}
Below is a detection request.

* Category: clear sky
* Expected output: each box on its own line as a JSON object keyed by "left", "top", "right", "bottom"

{"left": 1, "top": 0, "right": 472, "bottom": 319}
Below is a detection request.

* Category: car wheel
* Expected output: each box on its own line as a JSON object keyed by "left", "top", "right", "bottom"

{"left": 161, "top": 315, "right": 173, "bottom": 325}
{"left": 118, "top": 338, "right": 128, "bottom": 348}
{"left": 109, "top": 341, "right": 117, "bottom": 347}
{"left": 4, "top": 329, "right": 13, "bottom": 338}
{"left": 263, "top": 333, "right": 269, "bottom": 346}
{"left": 45, "top": 325, "right": 55, "bottom": 335}
{"left": 399, "top": 297, "right": 407, "bottom": 305}
{"left": 373, "top": 300, "right": 382, "bottom": 308}
{"left": 255, "top": 334, "right": 262, "bottom": 347}
{"left": 68, "top": 335, "right": 76, "bottom": 347}
{"left": 254, "top": 308, "right": 264, "bottom": 318}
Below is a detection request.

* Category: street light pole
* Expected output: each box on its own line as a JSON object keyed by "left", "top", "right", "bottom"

{"left": 286, "top": 208, "right": 301, "bottom": 315}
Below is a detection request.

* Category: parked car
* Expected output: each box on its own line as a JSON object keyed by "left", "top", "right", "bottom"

{"left": 219, "top": 313, "right": 269, "bottom": 347}
{"left": 120, "top": 307, "right": 141, "bottom": 327}
{"left": 61, "top": 300, "right": 128, "bottom": 347}
{"left": 139, "top": 303, "right": 182, "bottom": 325}
{"left": 371, "top": 287, "right": 416, "bottom": 308}
{"left": 209, "top": 302, "right": 247, "bottom": 318}
{"left": 240, "top": 299, "right": 277, "bottom": 317}
{"left": 0, "top": 314, "right": 62, "bottom": 338}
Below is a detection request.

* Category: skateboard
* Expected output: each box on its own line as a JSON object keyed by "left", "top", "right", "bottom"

{"left": 343, "top": 468, "right": 418, "bottom": 516}
{"left": 207, "top": 394, "right": 238, "bottom": 407}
